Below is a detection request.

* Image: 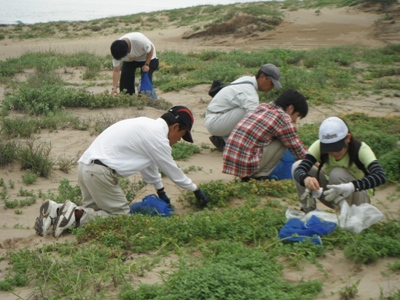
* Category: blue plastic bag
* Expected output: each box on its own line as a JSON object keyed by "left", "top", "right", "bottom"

{"left": 130, "top": 194, "right": 173, "bottom": 217}
{"left": 278, "top": 215, "right": 336, "bottom": 245}
{"left": 269, "top": 149, "right": 295, "bottom": 180}
{"left": 139, "top": 72, "right": 157, "bottom": 99}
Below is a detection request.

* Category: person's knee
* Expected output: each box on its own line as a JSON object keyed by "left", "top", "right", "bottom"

{"left": 291, "top": 160, "right": 302, "bottom": 178}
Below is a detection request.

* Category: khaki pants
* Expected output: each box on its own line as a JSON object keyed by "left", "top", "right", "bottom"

{"left": 77, "top": 162, "right": 130, "bottom": 226}
{"left": 291, "top": 160, "right": 370, "bottom": 210}
{"left": 204, "top": 108, "right": 247, "bottom": 141}
{"left": 254, "top": 140, "right": 287, "bottom": 177}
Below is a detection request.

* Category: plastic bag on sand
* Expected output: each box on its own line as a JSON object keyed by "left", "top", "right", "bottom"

{"left": 286, "top": 208, "right": 339, "bottom": 224}
{"left": 338, "top": 201, "right": 384, "bottom": 234}
{"left": 286, "top": 201, "right": 384, "bottom": 234}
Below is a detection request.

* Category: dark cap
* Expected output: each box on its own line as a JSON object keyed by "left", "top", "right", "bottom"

{"left": 168, "top": 106, "right": 194, "bottom": 143}
{"left": 260, "top": 63, "right": 282, "bottom": 88}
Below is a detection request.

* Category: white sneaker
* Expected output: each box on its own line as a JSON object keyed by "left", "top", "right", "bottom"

{"left": 52, "top": 200, "right": 77, "bottom": 238}
{"left": 34, "top": 200, "right": 62, "bottom": 237}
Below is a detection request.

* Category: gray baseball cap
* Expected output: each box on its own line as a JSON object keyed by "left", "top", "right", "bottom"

{"left": 260, "top": 64, "right": 282, "bottom": 88}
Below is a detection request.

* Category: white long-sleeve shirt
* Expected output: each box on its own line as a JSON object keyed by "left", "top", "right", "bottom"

{"left": 206, "top": 76, "right": 259, "bottom": 114}
{"left": 78, "top": 117, "right": 197, "bottom": 191}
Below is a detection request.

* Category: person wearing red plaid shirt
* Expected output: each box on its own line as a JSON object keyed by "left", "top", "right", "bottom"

{"left": 222, "top": 89, "right": 309, "bottom": 182}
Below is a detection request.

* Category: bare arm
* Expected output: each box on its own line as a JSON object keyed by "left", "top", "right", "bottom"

{"left": 142, "top": 45, "right": 154, "bottom": 73}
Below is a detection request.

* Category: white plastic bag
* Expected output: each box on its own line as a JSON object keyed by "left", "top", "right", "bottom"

{"left": 338, "top": 201, "right": 384, "bottom": 234}
{"left": 286, "top": 208, "right": 339, "bottom": 224}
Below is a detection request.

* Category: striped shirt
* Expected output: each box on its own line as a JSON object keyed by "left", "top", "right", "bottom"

{"left": 293, "top": 140, "right": 386, "bottom": 191}
{"left": 222, "top": 102, "right": 308, "bottom": 178}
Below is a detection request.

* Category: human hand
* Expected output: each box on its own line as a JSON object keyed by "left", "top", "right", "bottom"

{"left": 194, "top": 188, "right": 209, "bottom": 208}
{"left": 324, "top": 183, "right": 355, "bottom": 202}
{"left": 157, "top": 189, "right": 171, "bottom": 204}
{"left": 111, "top": 88, "right": 118, "bottom": 95}
{"left": 304, "top": 177, "right": 320, "bottom": 191}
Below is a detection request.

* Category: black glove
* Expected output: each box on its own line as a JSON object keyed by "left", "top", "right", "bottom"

{"left": 194, "top": 188, "right": 209, "bottom": 207}
{"left": 157, "top": 188, "right": 171, "bottom": 204}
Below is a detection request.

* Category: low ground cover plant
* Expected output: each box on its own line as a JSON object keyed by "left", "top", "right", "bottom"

{"left": 0, "top": 179, "right": 399, "bottom": 299}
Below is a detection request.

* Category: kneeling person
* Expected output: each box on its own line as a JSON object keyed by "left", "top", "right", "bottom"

{"left": 35, "top": 106, "right": 210, "bottom": 237}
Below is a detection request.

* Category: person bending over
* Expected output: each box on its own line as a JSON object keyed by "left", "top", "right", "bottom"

{"left": 35, "top": 106, "right": 210, "bottom": 237}
{"left": 292, "top": 116, "right": 386, "bottom": 213}
{"left": 222, "top": 89, "right": 308, "bottom": 182}
{"left": 205, "top": 63, "right": 281, "bottom": 152}
{"left": 110, "top": 32, "right": 159, "bottom": 95}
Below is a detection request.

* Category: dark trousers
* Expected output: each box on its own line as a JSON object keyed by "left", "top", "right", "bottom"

{"left": 119, "top": 58, "right": 159, "bottom": 95}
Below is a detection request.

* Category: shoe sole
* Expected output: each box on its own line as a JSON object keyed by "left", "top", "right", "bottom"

{"left": 52, "top": 201, "right": 76, "bottom": 238}
{"left": 34, "top": 215, "right": 45, "bottom": 236}
{"left": 34, "top": 200, "right": 53, "bottom": 237}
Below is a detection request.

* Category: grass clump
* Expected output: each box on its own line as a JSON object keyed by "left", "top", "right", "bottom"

{"left": 342, "top": 219, "right": 400, "bottom": 264}
{"left": 21, "top": 170, "right": 39, "bottom": 185}
{"left": 18, "top": 140, "right": 54, "bottom": 178}
{"left": 75, "top": 196, "right": 287, "bottom": 252}
{"left": 121, "top": 241, "right": 322, "bottom": 300}
{"left": 172, "top": 141, "right": 201, "bottom": 161}
{"left": 0, "top": 141, "right": 18, "bottom": 166}
{"left": 182, "top": 179, "right": 296, "bottom": 208}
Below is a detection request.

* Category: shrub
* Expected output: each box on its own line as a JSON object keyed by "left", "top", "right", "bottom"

{"left": 0, "top": 141, "right": 18, "bottom": 166}
{"left": 17, "top": 140, "right": 54, "bottom": 178}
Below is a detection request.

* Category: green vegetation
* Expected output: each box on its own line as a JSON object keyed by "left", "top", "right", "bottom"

{"left": 0, "top": 0, "right": 399, "bottom": 299}
{"left": 0, "top": 179, "right": 399, "bottom": 298}
{"left": 2, "top": 44, "right": 395, "bottom": 183}
{"left": 1, "top": 45, "right": 399, "bottom": 108}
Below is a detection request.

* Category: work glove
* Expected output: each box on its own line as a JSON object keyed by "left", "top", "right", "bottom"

{"left": 194, "top": 188, "right": 210, "bottom": 208}
{"left": 324, "top": 183, "right": 355, "bottom": 203}
{"left": 157, "top": 188, "right": 171, "bottom": 205}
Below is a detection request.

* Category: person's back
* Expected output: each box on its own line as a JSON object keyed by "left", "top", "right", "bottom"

{"left": 34, "top": 106, "right": 211, "bottom": 238}
{"left": 222, "top": 89, "right": 308, "bottom": 181}
{"left": 110, "top": 32, "right": 159, "bottom": 96}
{"left": 206, "top": 76, "right": 257, "bottom": 115}
{"left": 204, "top": 63, "right": 281, "bottom": 152}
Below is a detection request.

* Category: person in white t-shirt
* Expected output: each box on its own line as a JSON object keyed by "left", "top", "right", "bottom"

{"left": 34, "top": 106, "right": 210, "bottom": 238}
{"left": 110, "top": 32, "right": 159, "bottom": 95}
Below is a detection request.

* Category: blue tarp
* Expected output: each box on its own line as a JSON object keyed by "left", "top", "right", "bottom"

{"left": 278, "top": 215, "right": 336, "bottom": 245}
{"left": 269, "top": 149, "right": 295, "bottom": 180}
{"left": 130, "top": 194, "right": 173, "bottom": 217}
